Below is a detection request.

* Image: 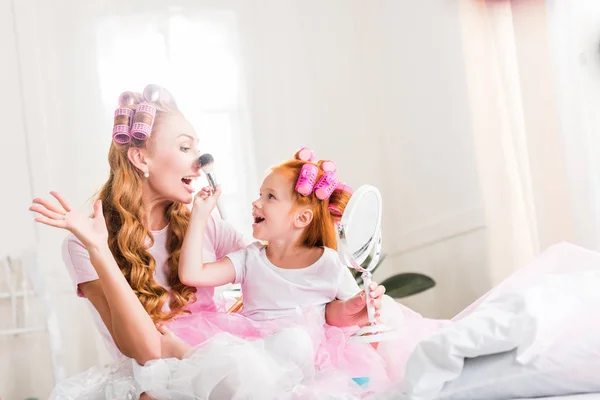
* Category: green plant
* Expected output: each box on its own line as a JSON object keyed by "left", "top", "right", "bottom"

{"left": 351, "top": 253, "right": 435, "bottom": 299}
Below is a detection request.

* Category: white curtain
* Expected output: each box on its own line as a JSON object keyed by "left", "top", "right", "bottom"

{"left": 3, "top": 1, "right": 255, "bottom": 397}
{"left": 546, "top": 0, "right": 600, "bottom": 252}
{"left": 457, "top": 0, "right": 585, "bottom": 285}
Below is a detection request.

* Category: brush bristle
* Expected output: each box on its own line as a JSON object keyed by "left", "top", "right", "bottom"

{"left": 198, "top": 153, "right": 215, "bottom": 174}
{"left": 199, "top": 153, "right": 214, "bottom": 168}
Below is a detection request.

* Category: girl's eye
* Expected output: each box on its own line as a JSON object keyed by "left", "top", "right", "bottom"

{"left": 268, "top": 194, "right": 275, "bottom": 200}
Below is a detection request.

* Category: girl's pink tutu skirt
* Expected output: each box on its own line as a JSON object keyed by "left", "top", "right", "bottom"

{"left": 51, "top": 243, "right": 599, "bottom": 399}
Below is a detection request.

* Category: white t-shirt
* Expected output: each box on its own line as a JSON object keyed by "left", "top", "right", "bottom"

{"left": 226, "top": 242, "right": 361, "bottom": 323}
{"left": 63, "top": 215, "right": 247, "bottom": 361}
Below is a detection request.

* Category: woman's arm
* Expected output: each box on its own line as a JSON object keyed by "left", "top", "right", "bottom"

{"left": 179, "top": 186, "right": 236, "bottom": 287}
{"left": 80, "top": 280, "right": 161, "bottom": 363}
{"left": 84, "top": 247, "right": 162, "bottom": 364}
{"left": 32, "top": 193, "right": 161, "bottom": 365}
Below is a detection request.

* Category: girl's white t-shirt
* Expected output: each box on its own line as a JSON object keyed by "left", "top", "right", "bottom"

{"left": 227, "top": 242, "right": 361, "bottom": 323}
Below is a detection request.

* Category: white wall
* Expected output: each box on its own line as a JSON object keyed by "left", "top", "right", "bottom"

{"left": 374, "top": 0, "right": 489, "bottom": 319}
{"left": 237, "top": 0, "right": 488, "bottom": 318}
{"left": 0, "top": 0, "right": 61, "bottom": 397}
{"left": 1, "top": 0, "right": 487, "bottom": 398}
{"left": 236, "top": 0, "right": 386, "bottom": 190}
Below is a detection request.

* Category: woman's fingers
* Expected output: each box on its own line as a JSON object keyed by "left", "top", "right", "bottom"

{"left": 32, "top": 197, "right": 65, "bottom": 215}
{"left": 50, "top": 191, "right": 72, "bottom": 212}
{"left": 34, "top": 216, "right": 68, "bottom": 229}
{"left": 29, "top": 204, "right": 65, "bottom": 220}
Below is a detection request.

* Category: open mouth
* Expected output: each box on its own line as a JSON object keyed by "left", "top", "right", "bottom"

{"left": 182, "top": 176, "right": 197, "bottom": 193}
{"left": 253, "top": 216, "right": 265, "bottom": 224}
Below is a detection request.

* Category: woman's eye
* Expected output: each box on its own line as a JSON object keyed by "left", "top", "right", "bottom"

{"left": 181, "top": 146, "right": 191, "bottom": 152}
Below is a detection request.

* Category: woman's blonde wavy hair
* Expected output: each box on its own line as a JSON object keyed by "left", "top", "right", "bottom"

{"left": 98, "top": 93, "right": 196, "bottom": 323}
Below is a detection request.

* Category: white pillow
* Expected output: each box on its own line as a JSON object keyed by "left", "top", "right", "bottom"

{"left": 438, "top": 269, "right": 600, "bottom": 400}
{"left": 374, "top": 243, "right": 600, "bottom": 400}
{"left": 373, "top": 292, "right": 536, "bottom": 400}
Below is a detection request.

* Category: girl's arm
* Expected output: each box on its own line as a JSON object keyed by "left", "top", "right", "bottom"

{"left": 325, "top": 283, "right": 386, "bottom": 327}
{"left": 178, "top": 186, "right": 236, "bottom": 287}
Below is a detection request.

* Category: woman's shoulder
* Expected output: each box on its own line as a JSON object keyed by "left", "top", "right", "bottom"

{"left": 61, "top": 233, "right": 100, "bottom": 295}
{"left": 206, "top": 215, "right": 249, "bottom": 257}
{"left": 62, "top": 233, "right": 88, "bottom": 258}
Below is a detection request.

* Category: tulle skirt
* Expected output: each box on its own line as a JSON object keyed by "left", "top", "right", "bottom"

{"left": 50, "top": 297, "right": 443, "bottom": 399}
{"left": 51, "top": 243, "right": 599, "bottom": 399}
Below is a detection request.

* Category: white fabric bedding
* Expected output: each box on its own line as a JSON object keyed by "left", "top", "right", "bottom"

{"left": 374, "top": 243, "right": 600, "bottom": 400}
{"left": 514, "top": 394, "right": 600, "bottom": 400}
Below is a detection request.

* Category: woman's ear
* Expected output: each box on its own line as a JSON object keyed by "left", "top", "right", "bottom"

{"left": 127, "top": 147, "right": 149, "bottom": 175}
{"left": 294, "top": 208, "right": 314, "bottom": 228}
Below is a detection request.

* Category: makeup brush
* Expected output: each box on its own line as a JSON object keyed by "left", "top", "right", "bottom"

{"left": 198, "top": 153, "right": 226, "bottom": 220}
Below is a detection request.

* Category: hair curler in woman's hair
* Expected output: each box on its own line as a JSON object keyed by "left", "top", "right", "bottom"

{"left": 112, "top": 91, "right": 138, "bottom": 144}
{"left": 143, "top": 84, "right": 176, "bottom": 106}
{"left": 112, "top": 108, "right": 134, "bottom": 144}
{"left": 131, "top": 103, "right": 157, "bottom": 141}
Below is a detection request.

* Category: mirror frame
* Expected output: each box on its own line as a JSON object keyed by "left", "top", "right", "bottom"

{"left": 337, "top": 184, "right": 383, "bottom": 273}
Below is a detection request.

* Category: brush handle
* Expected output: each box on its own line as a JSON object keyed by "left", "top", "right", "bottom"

{"left": 206, "top": 172, "right": 227, "bottom": 220}
{"left": 216, "top": 202, "right": 227, "bottom": 220}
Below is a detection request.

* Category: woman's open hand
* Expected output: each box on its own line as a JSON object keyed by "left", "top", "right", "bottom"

{"left": 30, "top": 191, "right": 109, "bottom": 251}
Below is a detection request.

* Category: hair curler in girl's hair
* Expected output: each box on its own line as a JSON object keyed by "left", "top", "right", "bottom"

{"left": 314, "top": 161, "right": 339, "bottom": 200}
{"left": 295, "top": 147, "right": 316, "bottom": 162}
{"left": 314, "top": 171, "right": 339, "bottom": 200}
{"left": 335, "top": 182, "right": 353, "bottom": 195}
{"left": 328, "top": 204, "right": 343, "bottom": 217}
{"left": 319, "top": 160, "right": 336, "bottom": 173}
{"left": 296, "top": 164, "right": 319, "bottom": 196}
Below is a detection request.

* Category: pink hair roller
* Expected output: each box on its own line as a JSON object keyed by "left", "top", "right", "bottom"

{"left": 131, "top": 103, "right": 156, "bottom": 141}
{"left": 296, "top": 164, "right": 319, "bottom": 196}
{"left": 314, "top": 171, "right": 339, "bottom": 200}
{"left": 320, "top": 160, "right": 336, "bottom": 173}
{"left": 335, "top": 182, "right": 353, "bottom": 195}
{"left": 112, "top": 108, "right": 134, "bottom": 144}
{"left": 296, "top": 147, "right": 315, "bottom": 162}
{"left": 328, "top": 204, "right": 343, "bottom": 216}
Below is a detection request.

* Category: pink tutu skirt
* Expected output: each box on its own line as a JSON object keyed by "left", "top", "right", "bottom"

{"left": 51, "top": 243, "right": 599, "bottom": 399}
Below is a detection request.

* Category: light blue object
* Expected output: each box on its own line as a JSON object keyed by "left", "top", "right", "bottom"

{"left": 352, "top": 376, "right": 370, "bottom": 387}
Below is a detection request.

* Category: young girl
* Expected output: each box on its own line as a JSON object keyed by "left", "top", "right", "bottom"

{"left": 179, "top": 148, "right": 363, "bottom": 325}
{"left": 147, "top": 148, "right": 395, "bottom": 397}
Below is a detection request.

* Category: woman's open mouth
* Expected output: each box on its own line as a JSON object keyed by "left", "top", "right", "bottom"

{"left": 182, "top": 176, "right": 196, "bottom": 193}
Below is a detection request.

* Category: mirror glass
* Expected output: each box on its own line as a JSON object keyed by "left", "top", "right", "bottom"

{"left": 342, "top": 187, "right": 382, "bottom": 270}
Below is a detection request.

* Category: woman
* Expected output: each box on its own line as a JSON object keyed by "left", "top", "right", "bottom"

{"left": 31, "top": 85, "right": 384, "bottom": 398}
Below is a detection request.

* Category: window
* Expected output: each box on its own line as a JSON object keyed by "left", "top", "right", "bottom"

{"left": 95, "top": 11, "right": 254, "bottom": 237}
